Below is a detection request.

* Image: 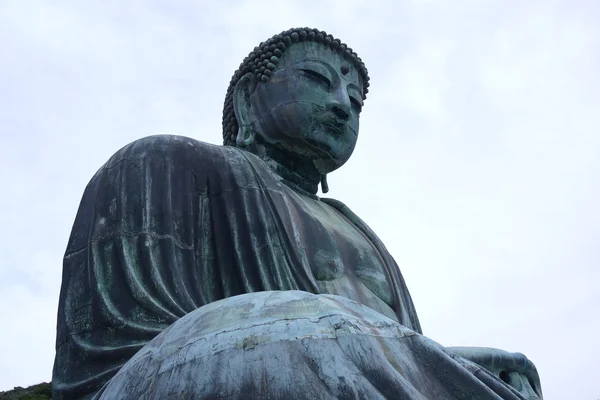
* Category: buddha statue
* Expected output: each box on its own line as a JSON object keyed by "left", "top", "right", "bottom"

{"left": 52, "top": 28, "right": 543, "bottom": 399}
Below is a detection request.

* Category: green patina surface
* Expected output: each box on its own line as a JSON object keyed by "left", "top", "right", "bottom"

{"left": 51, "top": 27, "right": 543, "bottom": 400}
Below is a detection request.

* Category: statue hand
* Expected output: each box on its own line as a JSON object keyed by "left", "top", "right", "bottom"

{"left": 447, "top": 346, "right": 542, "bottom": 400}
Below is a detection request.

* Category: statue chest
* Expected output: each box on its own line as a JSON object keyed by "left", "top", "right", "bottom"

{"left": 280, "top": 190, "right": 396, "bottom": 321}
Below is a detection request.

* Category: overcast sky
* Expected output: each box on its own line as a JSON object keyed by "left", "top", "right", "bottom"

{"left": 1, "top": 0, "right": 599, "bottom": 398}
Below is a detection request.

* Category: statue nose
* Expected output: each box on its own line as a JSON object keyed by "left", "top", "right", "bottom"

{"left": 328, "top": 85, "right": 352, "bottom": 120}
{"left": 330, "top": 103, "right": 350, "bottom": 120}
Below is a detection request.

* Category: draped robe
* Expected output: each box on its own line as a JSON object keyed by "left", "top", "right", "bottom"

{"left": 52, "top": 135, "right": 541, "bottom": 400}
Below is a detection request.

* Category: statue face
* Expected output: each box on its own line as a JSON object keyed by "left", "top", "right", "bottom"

{"left": 249, "top": 41, "right": 364, "bottom": 172}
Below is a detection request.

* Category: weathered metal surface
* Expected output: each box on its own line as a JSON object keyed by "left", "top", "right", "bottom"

{"left": 52, "top": 27, "right": 542, "bottom": 400}
{"left": 94, "top": 291, "right": 540, "bottom": 399}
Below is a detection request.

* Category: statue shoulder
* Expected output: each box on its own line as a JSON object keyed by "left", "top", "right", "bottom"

{"left": 95, "top": 134, "right": 242, "bottom": 182}
{"left": 321, "top": 197, "right": 387, "bottom": 253}
{"left": 106, "top": 134, "right": 232, "bottom": 166}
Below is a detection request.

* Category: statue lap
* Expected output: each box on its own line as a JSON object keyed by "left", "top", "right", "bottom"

{"left": 92, "top": 291, "right": 534, "bottom": 400}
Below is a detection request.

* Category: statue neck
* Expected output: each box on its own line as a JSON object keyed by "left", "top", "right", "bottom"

{"left": 247, "top": 136, "right": 322, "bottom": 196}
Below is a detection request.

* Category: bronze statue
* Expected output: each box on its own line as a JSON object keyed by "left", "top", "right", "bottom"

{"left": 52, "top": 28, "right": 543, "bottom": 399}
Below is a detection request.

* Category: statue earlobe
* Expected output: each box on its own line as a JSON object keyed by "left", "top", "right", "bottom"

{"left": 320, "top": 174, "right": 329, "bottom": 194}
{"left": 233, "top": 72, "right": 258, "bottom": 148}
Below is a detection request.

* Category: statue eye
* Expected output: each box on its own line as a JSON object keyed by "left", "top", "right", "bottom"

{"left": 350, "top": 96, "right": 363, "bottom": 112}
{"left": 300, "top": 69, "right": 331, "bottom": 87}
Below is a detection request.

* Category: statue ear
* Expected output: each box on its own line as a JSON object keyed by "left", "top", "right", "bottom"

{"left": 233, "top": 72, "right": 258, "bottom": 147}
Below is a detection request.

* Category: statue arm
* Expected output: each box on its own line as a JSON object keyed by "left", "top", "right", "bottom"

{"left": 446, "top": 346, "right": 543, "bottom": 399}
{"left": 54, "top": 135, "right": 226, "bottom": 399}
{"left": 54, "top": 134, "right": 313, "bottom": 399}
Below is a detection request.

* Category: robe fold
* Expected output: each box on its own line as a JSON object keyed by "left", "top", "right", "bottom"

{"left": 53, "top": 135, "right": 422, "bottom": 400}
{"left": 92, "top": 291, "right": 538, "bottom": 400}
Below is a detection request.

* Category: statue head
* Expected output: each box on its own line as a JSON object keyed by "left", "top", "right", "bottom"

{"left": 222, "top": 28, "right": 370, "bottom": 180}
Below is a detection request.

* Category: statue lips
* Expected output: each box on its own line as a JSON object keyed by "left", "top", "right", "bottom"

{"left": 298, "top": 112, "right": 351, "bottom": 163}
{"left": 316, "top": 112, "right": 347, "bottom": 136}
{"left": 294, "top": 111, "right": 352, "bottom": 161}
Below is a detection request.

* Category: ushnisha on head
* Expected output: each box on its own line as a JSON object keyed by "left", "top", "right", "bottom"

{"left": 221, "top": 28, "right": 370, "bottom": 193}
